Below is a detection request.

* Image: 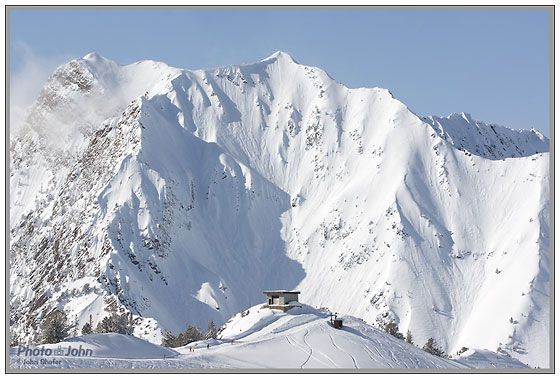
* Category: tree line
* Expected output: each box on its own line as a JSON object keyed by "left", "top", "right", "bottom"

{"left": 37, "top": 303, "right": 218, "bottom": 347}
{"left": 161, "top": 321, "right": 217, "bottom": 348}
{"left": 384, "top": 321, "right": 447, "bottom": 358}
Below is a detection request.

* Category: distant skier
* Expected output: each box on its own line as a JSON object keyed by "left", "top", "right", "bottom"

{"left": 207, "top": 343, "right": 210, "bottom": 349}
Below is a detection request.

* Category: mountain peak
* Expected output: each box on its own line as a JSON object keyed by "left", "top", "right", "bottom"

{"left": 79, "top": 52, "right": 119, "bottom": 75}
{"left": 261, "top": 50, "right": 297, "bottom": 64}
{"left": 82, "top": 52, "right": 107, "bottom": 62}
{"left": 445, "top": 112, "right": 473, "bottom": 122}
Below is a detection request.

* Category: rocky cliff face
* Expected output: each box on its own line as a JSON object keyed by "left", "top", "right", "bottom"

{"left": 9, "top": 51, "right": 550, "bottom": 367}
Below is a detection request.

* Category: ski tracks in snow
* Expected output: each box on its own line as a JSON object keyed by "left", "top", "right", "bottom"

{"left": 286, "top": 326, "right": 335, "bottom": 368}
{"left": 328, "top": 333, "right": 358, "bottom": 368}
{"left": 284, "top": 332, "right": 313, "bottom": 368}
{"left": 300, "top": 328, "right": 313, "bottom": 368}
{"left": 362, "top": 344, "right": 384, "bottom": 368}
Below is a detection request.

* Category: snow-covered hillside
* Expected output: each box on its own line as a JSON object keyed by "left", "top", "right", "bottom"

{"left": 9, "top": 51, "right": 550, "bottom": 368}
{"left": 10, "top": 304, "right": 529, "bottom": 369}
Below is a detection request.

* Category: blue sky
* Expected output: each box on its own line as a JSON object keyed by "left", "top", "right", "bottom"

{"left": 9, "top": 7, "right": 551, "bottom": 136}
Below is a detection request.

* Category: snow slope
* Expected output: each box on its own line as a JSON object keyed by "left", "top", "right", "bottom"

{"left": 9, "top": 52, "right": 550, "bottom": 368}
{"left": 9, "top": 304, "right": 529, "bottom": 370}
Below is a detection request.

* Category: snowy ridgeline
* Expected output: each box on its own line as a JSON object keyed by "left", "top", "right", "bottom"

{"left": 10, "top": 304, "right": 530, "bottom": 370}
{"left": 9, "top": 51, "right": 550, "bottom": 368}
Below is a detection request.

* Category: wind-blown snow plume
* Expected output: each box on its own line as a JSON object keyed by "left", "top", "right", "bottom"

{"left": 9, "top": 43, "right": 75, "bottom": 136}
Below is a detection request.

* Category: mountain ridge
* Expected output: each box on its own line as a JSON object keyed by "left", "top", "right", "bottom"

{"left": 10, "top": 52, "right": 550, "bottom": 368}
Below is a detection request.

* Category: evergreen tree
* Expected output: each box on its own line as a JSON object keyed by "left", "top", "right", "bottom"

{"left": 183, "top": 325, "right": 203, "bottom": 344}
{"left": 176, "top": 332, "right": 185, "bottom": 347}
{"left": 384, "top": 321, "right": 397, "bottom": 335}
{"left": 406, "top": 330, "right": 413, "bottom": 344}
{"left": 81, "top": 322, "right": 93, "bottom": 335}
{"left": 41, "top": 309, "right": 71, "bottom": 344}
{"left": 113, "top": 313, "right": 134, "bottom": 335}
{"left": 72, "top": 314, "right": 79, "bottom": 337}
{"left": 205, "top": 320, "right": 217, "bottom": 340}
{"left": 95, "top": 312, "right": 134, "bottom": 335}
{"left": 384, "top": 321, "right": 404, "bottom": 340}
{"left": 423, "top": 338, "right": 434, "bottom": 353}
{"left": 96, "top": 298, "right": 134, "bottom": 335}
{"left": 161, "top": 330, "right": 178, "bottom": 347}
{"left": 422, "top": 337, "right": 445, "bottom": 357}
{"left": 96, "top": 316, "right": 111, "bottom": 333}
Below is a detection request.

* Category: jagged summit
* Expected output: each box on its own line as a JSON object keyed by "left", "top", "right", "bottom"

{"left": 449, "top": 112, "right": 474, "bottom": 122}
{"left": 423, "top": 112, "right": 548, "bottom": 160}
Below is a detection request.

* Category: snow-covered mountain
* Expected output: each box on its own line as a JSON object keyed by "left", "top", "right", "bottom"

{"left": 9, "top": 51, "right": 550, "bottom": 368}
